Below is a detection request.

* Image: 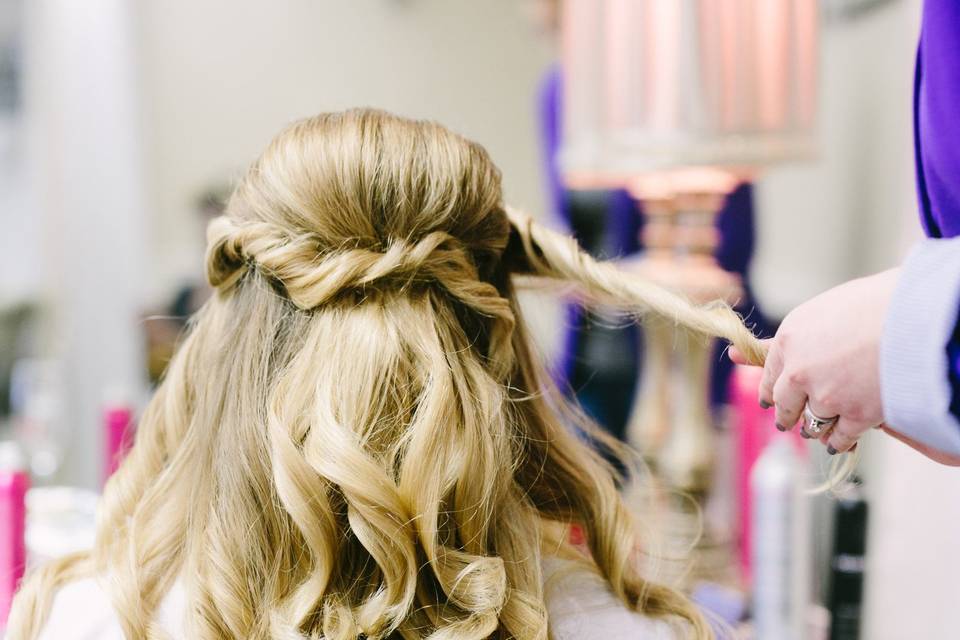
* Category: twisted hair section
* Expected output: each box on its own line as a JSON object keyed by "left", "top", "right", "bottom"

{"left": 9, "top": 109, "right": 774, "bottom": 639}
{"left": 502, "top": 206, "right": 767, "bottom": 365}
{"left": 206, "top": 218, "right": 516, "bottom": 380}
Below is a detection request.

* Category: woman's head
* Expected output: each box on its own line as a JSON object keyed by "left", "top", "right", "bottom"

{"left": 207, "top": 110, "right": 518, "bottom": 382}
{"left": 10, "top": 109, "right": 765, "bottom": 639}
{"left": 210, "top": 110, "right": 510, "bottom": 291}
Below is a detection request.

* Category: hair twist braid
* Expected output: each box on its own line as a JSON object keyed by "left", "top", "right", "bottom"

{"left": 206, "top": 215, "right": 517, "bottom": 378}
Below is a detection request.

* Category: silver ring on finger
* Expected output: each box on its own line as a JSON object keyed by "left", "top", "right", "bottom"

{"left": 803, "top": 405, "right": 839, "bottom": 437}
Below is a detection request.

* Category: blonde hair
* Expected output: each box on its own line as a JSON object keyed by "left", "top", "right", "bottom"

{"left": 8, "top": 109, "right": 766, "bottom": 639}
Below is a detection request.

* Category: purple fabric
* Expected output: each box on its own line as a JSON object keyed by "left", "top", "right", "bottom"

{"left": 539, "top": 66, "right": 569, "bottom": 235}
{"left": 916, "top": 1, "right": 960, "bottom": 238}
{"left": 712, "top": 184, "right": 776, "bottom": 408}
{"left": 915, "top": 1, "right": 960, "bottom": 419}
{"left": 538, "top": 66, "right": 580, "bottom": 385}
{"left": 951, "top": 325, "right": 960, "bottom": 417}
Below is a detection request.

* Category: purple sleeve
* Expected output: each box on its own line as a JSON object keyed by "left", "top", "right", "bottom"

{"left": 913, "top": 1, "right": 960, "bottom": 423}
{"left": 915, "top": 1, "right": 960, "bottom": 238}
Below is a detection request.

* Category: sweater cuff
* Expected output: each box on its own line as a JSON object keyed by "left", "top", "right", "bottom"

{"left": 881, "top": 237, "right": 960, "bottom": 455}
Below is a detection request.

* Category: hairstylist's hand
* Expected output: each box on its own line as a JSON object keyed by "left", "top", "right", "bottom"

{"left": 730, "top": 270, "right": 900, "bottom": 455}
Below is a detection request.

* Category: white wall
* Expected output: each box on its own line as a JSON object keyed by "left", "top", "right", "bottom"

{"left": 135, "top": 0, "right": 555, "bottom": 303}
{"left": 753, "top": 0, "right": 922, "bottom": 317}
{"left": 0, "top": 118, "right": 33, "bottom": 305}
{"left": 21, "top": 0, "right": 148, "bottom": 487}
{"left": 0, "top": 0, "right": 34, "bottom": 305}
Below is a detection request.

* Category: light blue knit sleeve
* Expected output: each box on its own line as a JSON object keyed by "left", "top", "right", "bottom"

{"left": 880, "top": 237, "right": 960, "bottom": 455}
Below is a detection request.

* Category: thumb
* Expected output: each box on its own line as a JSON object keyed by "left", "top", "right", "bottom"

{"left": 728, "top": 339, "right": 771, "bottom": 366}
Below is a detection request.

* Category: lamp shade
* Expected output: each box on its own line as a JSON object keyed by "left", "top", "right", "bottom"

{"left": 560, "top": 0, "right": 819, "bottom": 187}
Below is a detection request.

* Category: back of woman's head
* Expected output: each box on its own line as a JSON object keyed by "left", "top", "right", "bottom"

{"left": 9, "top": 109, "right": 764, "bottom": 639}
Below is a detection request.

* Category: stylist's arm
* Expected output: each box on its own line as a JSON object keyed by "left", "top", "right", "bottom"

{"left": 729, "top": 0, "right": 960, "bottom": 466}
{"left": 731, "top": 240, "right": 960, "bottom": 466}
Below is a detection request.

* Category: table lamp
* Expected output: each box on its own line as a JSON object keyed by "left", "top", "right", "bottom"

{"left": 559, "top": 0, "right": 819, "bottom": 584}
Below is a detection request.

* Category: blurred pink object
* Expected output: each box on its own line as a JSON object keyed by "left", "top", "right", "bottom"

{"left": 104, "top": 405, "right": 135, "bottom": 484}
{"left": 0, "top": 443, "right": 29, "bottom": 628}
{"left": 731, "top": 365, "right": 805, "bottom": 585}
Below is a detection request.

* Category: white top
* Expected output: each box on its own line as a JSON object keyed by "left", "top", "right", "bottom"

{"left": 35, "top": 576, "right": 189, "bottom": 640}
{"left": 32, "top": 560, "right": 681, "bottom": 639}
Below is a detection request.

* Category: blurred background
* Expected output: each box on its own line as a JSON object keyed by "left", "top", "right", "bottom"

{"left": 1, "top": 0, "right": 958, "bottom": 638}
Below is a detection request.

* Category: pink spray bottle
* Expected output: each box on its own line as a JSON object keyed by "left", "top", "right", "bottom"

{"left": 103, "top": 399, "right": 135, "bottom": 486}
{"left": 0, "top": 441, "right": 28, "bottom": 629}
{"left": 730, "top": 364, "right": 806, "bottom": 586}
